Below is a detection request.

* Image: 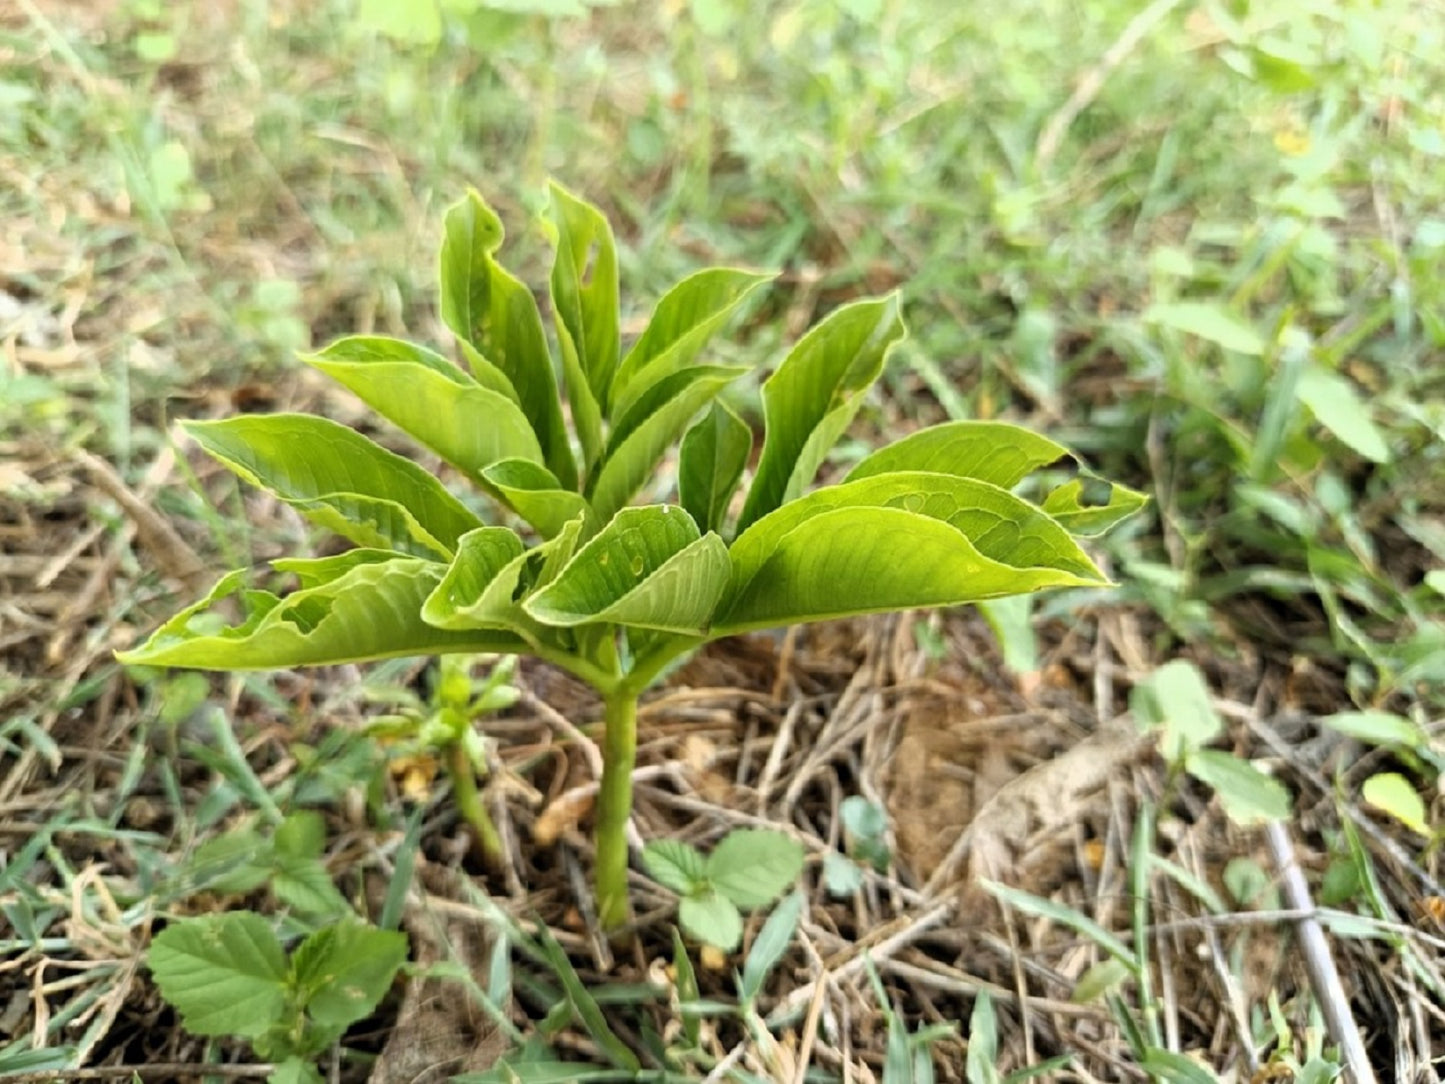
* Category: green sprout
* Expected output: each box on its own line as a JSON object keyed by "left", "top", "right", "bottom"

{"left": 118, "top": 183, "right": 1142, "bottom": 930}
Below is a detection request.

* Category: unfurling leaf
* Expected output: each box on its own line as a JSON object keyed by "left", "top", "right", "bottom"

{"left": 738, "top": 294, "right": 906, "bottom": 532}
{"left": 679, "top": 401, "right": 751, "bottom": 534}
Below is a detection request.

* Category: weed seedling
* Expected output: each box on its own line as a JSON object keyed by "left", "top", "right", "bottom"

{"left": 365, "top": 654, "right": 520, "bottom": 866}
{"left": 148, "top": 912, "right": 407, "bottom": 1084}
{"left": 641, "top": 828, "right": 803, "bottom": 952}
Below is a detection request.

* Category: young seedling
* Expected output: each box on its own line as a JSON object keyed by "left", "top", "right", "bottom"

{"left": 148, "top": 912, "right": 407, "bottom": 1084}
{"left": 118, "top": 183, "right": 1142, "bottom": 929}
{"left": 641, "top": 828, "right": 804, "bottom": 952}
{"left": 824, "top": 795, "right": 891, "bottom": 898}
{"left": 365, "top": 654, "right": 520, "bottom": 866}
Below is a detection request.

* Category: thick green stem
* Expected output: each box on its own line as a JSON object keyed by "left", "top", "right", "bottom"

{"left": 446, "top": 741, "right": 504, "bottom": 869}
{"left": 595, "top": 688, "right": 639, "bottom": 931}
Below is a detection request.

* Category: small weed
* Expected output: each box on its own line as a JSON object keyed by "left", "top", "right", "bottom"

{"left": 148, "top": 912, "right": 407, "bottom": 1084}
{"left": 641, "top": 828, "right": 804, "bottom": 952}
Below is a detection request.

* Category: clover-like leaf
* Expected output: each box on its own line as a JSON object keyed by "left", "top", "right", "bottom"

{"left": 641, "top": 839, "right": 708, "bottom": 896}
{"left": 184, "top": 415, "right": 483, "bottom": 559}
{"left": 679, "top": 891, "right": 744, "bottom": 953}
{"left": 738, "top": 294, "right": 906, "bottom": 532}
{"left": 706, "top": 829, "right": 805, "bottom": 910}
{"left": 524, "top": 506, "right": 729, "bottom": 634}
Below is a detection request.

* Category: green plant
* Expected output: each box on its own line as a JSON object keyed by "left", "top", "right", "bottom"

{"left": 1131, "top": 660, "right": 1293, "bottom": 826}
{"left": 148, "top": 912, "right": 407, "bottom": 1084}
{"left": 823, "top": 795, "right": 890, "bottom": 897}
{"left": 118, "top": 183, "right": 1142, "bottom": 929}
{"left": 641, "top": 827, "right": 803, "bottom": 951}
{"left": 365, "top": 653, "right": 521, "bottom": 866}
{"left": 179, "top": 810, "right": 350, "bottom": 919}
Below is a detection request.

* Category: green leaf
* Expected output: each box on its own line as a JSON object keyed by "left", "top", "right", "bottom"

{"left": 1039, "top": 477, "right": 1150, "bottom": 537}
{"left": 1138, "top": 1049, "right": 1220, "bottom": 1084}
{"left": 272, "top": 853, "right": 349, "bottom": 918}
{"left": 1130, "top": 660, "right": 1222, "bottom": 761}
{"left": 118, "top": 559, "right": 527, "bottom": 670}
{"left": 679, "top": 890, "right": 743, "bottom": 952}
{"left": 1296, "top": 365, "right": 1392, "bottom": 463}
{"left": 439, "top": 190, "right": 575, "bottom": 488}
{"left": 705, "top": 829, "right": 805, "bottom": 909}
{"left": 148, "top": 913, "right": 288, "bottom": 1039}
{"left": 1321, "top": 710, "right": 1426, "bottom": 749}
{"left": 357, "top": 0, "right": 442, "bottom": 42}
{"left": 1184, "top": 749, "right": 1292, "bottom": 826}
{"left": 608, "top": 267, "right": 771, "bottom": 419}
{"left": 976, "top": 595, "right": 1038, "bottom": 674}
{"left": 678, "top": 401, "right": 751, "bottom": 534}
{"left": 965, "top": 992, "right": 1000, "bottom": 1084}
{"left": 1144, "top": 301, "right": 1265, "bottom": 355}
{"left": 588, "top": 364, "right": 748, "bottom": 523}
{"left": 274, "top": 811, "right": 326, "bottom": 859}
{"left": 845, "top": 421, "right": 1066, "bottom": 488}
{"left": 671, "top": 927, "right": 700, "bottom": 1047}
{"left": 305, "top": 336, "right": 543, "bottom": 480}
{"left": 823, "top": 852, "right": 864, "bottom": 897}
{"left": 1361, "top": 772, "right": 1430, "bottom": 835}
{"left": 739, "top": 889, "right": 802, "bottom": 1003}
{"left": 290, "top": 920, "right": 408, "bottom": 1028}
{"left": 267, "top": 1057, "right": 325, "bottom": 1084}
{"left": 420, "top": 527, "right": 528, "bottom": 631}
{"left": 548, "top": 181, "right": 619, "bottom": 469}
{"left": 479, "top": 459, "right": 595, "bottom": 539}
{"left": 840, "top": 794, "right": 888, "bottom": 843}
{"left": 524, "top": 506, "right": 730, "bottom": 634}
{"left": 981, "top": 880, "right": 1137, "bottom": 970}
{"left": 1069, "top": 958, "right": 1130, "bottom": 1003}
{"left": 717, "top": 473, "right": 1105, "bottom": 636}
{"left": 421, "top": 521, "right": 586, "bottom": 651}
{"left": 641, "top": 839, "right": 708, "bottom": 895}
{"left": 738, "top": 294, "right": 907, "bottom": 532}
{"left": 184, "top": 415, "right": 483, "bottom": 559}
{"left": 271, "top": 812, "right": 349, "bottom": 916}
{"left": 535, "top": 924, "right": 640, "bottom": 1070}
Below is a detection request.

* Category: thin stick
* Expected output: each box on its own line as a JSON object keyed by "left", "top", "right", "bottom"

{"left": 1265, "top": 820, "right": 1379, "bottom": 1084}
{"left": 769, "top": 902, "right": 953, "bottom": 1021}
